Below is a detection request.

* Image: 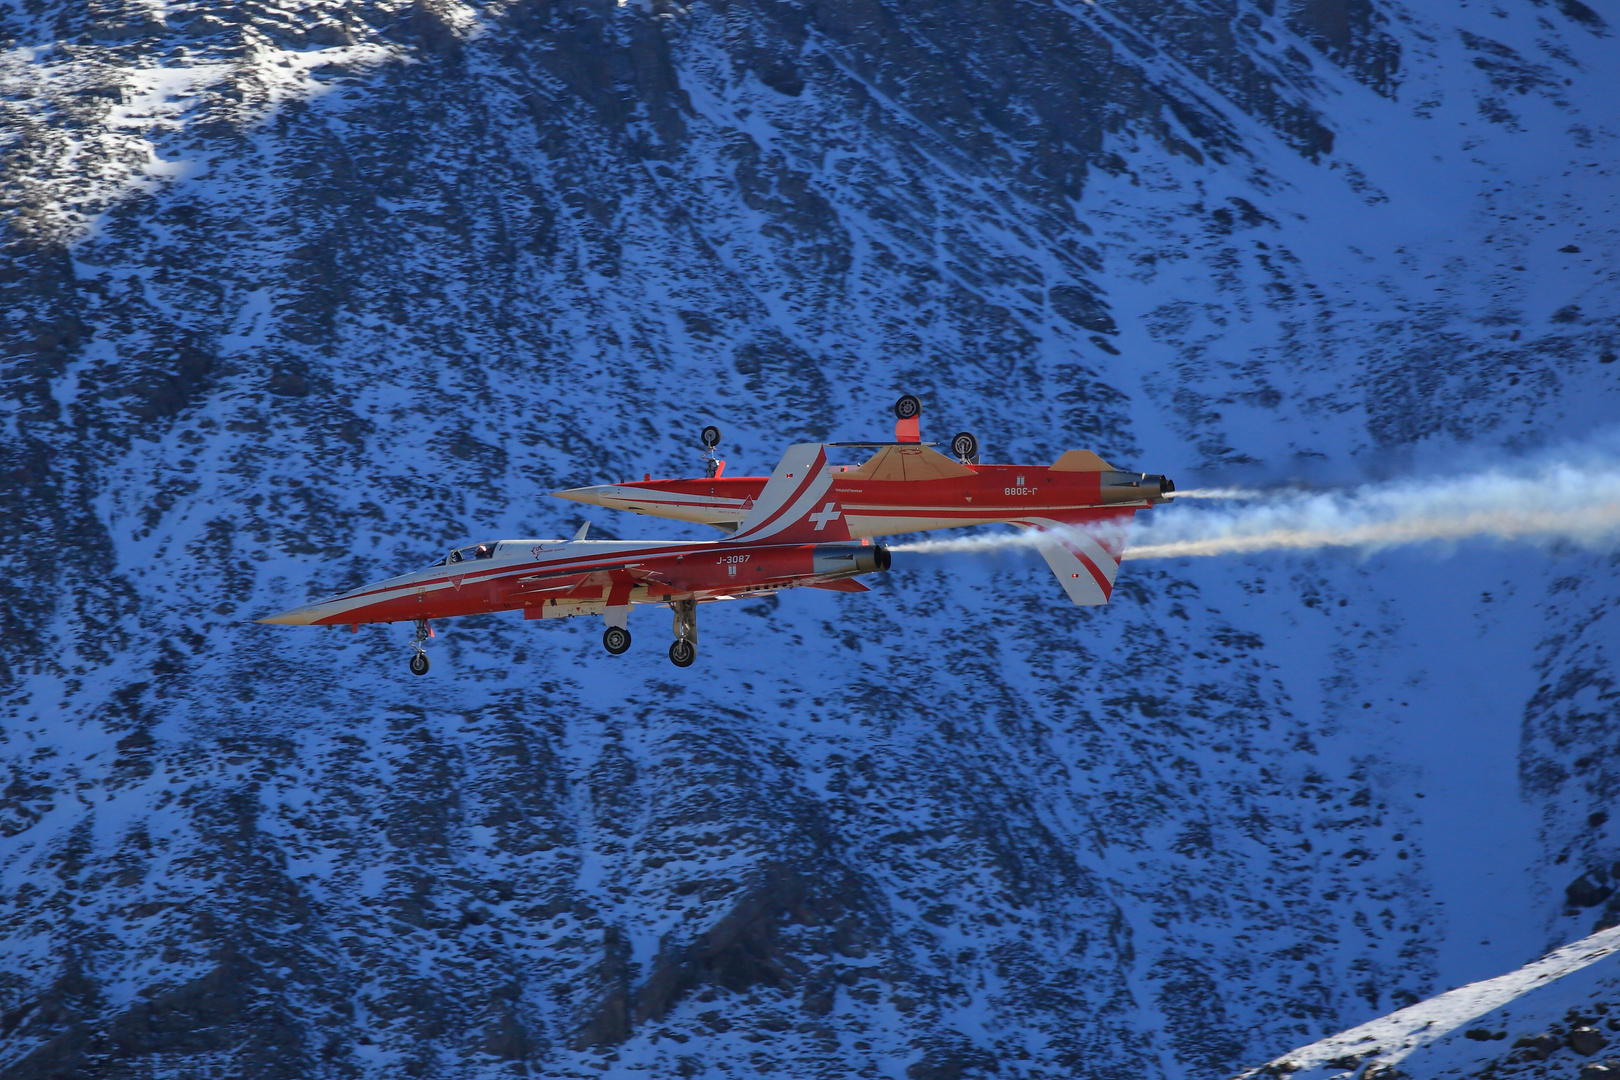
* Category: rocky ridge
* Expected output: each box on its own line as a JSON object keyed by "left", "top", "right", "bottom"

{"left": 1240, "top": 924, "right": 1620, "bottom": 1079}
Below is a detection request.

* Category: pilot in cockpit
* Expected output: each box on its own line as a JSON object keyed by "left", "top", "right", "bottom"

{"left": 440, "top": 543, "right": 495, "bottom": 567}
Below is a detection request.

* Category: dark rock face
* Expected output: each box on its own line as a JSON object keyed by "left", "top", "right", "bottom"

{"left": 1517, "top": 1031, "right": 1565, "bottom": 1060}
{"left": 1569, "top": 873, "right": 1615, "bottom": 910}
{"left": 1281, "top": 0, "right": 1402, "bottom": 96}
{"left": 2, "top": 0, "right": 1618, "bottom": 1078}
{"left": 1572, "top": 1027, "right": 1610, "bottom": 1056}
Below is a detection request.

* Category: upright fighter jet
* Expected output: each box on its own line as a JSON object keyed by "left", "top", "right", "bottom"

{"left": 260, "top": 444, "right": 889, "bottom": 673}
{"left": 553, "top": 395, "right": 1174, "bottom": 607}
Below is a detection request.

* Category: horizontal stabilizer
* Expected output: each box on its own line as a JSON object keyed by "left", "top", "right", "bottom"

{"left": 808, "top": 578, "right": 870, "bottom": 593}
{"left": 1021, "top": 511, "right": 1136, "bottom": 606}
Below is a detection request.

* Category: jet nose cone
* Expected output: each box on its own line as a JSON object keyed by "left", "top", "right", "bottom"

{"left": 256, "top": 605, "right": 322, "bottom": 625}
{"left": 551, "top": 485, "right": 617, "bottom": 507}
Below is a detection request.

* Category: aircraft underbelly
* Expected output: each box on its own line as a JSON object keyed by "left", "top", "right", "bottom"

{"left": 526, "top": 599, "right": 604, "bottom": 619}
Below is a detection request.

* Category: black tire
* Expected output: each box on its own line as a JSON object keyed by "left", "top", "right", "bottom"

{"left": 409, "top": 654, "right": 429, "bottom": 676}
{"left": 950, "top": 431, "right": 979, "bottom": 461}
{"left": 669, "top": 639, "right": 696, "bottom": 667}
{"left": 603, "top": 626, "right": 632, "bottom": 655}
{"left": 700, "top": 424, "right": 721, "bottom": 448}
{"left": 894, "top": 394, "right": 921, "bottom": 420}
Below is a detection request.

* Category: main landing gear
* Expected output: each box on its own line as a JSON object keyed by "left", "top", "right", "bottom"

{"left": 669, "top": 597, "right": 697, "bottom": 667}
{"left": 600, "top": 600, "right": 697, "bottom": 665}
{"left": 409, "top": 619, "right": 431, "bottom": 675}
{"left": 700, "top": 424, "right": 723, "bottom": 479}
{"left": 951, "top": 430, "right": 979, "bottom": 463}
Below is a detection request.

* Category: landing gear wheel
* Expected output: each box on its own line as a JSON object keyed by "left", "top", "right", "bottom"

{"left": 407, "top": 619, "right": 431, "bottom": 675}
{"left": 894, "top": 394, "right": 921, "bottom": 420}
{"left": 950, "top": 431, "right": 979, "bottom": 462}
{"left": 602, "top": 626, "right": 631, "bottom": 655}
{"left": 700, "top": 424, "right": 722, "bottom": 449}
{"left": 668, "top": 639, "right": 696, "bottom": 667}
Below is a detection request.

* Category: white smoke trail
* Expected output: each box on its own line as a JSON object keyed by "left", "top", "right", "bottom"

{"left": 889, "top": 531, "right": 1073, "bottom": 555}
{"left": 1162, "top": 488, "right": 1261, "bottom": 500}
{"left": 1129, "top": 457, "right": 1620, "bottom": 560}
{"left": 890, "top": 438, "right": 1620, "bottom": 562}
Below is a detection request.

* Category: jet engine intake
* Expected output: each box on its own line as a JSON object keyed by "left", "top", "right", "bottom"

{"left": 1099, "top": 471, "right": 1176, "bottom": 504}
{"left": 813, "top": 543, "right": 892, "bottom": 577}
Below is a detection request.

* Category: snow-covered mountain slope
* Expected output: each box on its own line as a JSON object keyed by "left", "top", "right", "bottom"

{"left": 1, "top": 0, "right": 1618, "bottom": 1077}
{"left": 1242, "top": 924, "right": 1620, "bottom": 1079}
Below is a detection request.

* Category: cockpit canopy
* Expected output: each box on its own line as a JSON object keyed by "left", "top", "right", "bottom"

{"left": 429, "top": 542, "right": 498, "bottom": 567}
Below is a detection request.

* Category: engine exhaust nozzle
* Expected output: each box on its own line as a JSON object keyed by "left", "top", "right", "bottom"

{"left": 813, "top": 543, "right": 891, "bottom": 577}
{"left": 1100, "top": 471, "right": 1175, "bottom": 504}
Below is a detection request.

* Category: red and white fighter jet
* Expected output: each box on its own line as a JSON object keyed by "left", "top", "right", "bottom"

{"left": 259, "top": 443, "right": 891, "bottom": 673}
{"left": 553, "top": 395, "right": 1174, "bottom": 608}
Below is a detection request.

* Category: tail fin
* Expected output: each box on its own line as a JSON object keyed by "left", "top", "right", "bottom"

{"left": 729, "top": 444, "right": 853, "bottom": 544}
{"left": 1020, "top": 510, "right": 1137, "bottom": 606}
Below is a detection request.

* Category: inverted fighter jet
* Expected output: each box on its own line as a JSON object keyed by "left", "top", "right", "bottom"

{"left": 553, "top": 395, "right": 1174, "bottom": 607}
{"left": 259, "top": 444, "right": 890, "bottom": 673}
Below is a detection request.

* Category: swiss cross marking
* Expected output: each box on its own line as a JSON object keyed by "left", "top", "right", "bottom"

{"left": 809, "top": 502, "right": 842, "bottom": 531}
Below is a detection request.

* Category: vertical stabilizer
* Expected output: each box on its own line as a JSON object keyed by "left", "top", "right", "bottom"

{"left": 729, "top": 444, "right": 853, "bottom": 544}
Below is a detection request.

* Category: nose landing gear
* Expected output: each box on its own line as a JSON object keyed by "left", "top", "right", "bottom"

{"left": 408, "top": 619, "right": 431, "bottom": 675}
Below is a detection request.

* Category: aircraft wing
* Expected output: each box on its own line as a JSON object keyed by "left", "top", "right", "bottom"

{"left": 838, "top": 443, "right": 974, "bottom": 481}
{"left": 512, "top": 566, "right": 684, "bottom": 601}
{"left": 727, "top": 443, "right": 854, "bottom": 544}
{"left": 511, "top": 570, "right": 598, "bottom": 597}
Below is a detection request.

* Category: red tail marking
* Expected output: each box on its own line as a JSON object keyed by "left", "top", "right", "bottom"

{"left": 1072, "top": 545, "right": 1113, "bottom": 597}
